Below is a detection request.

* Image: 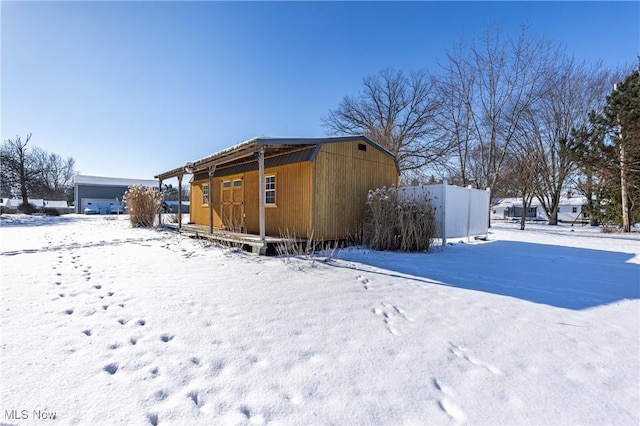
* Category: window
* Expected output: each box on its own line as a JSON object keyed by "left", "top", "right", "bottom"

{"left": 572, "top": 207, "right": 577, "bottom": 213}
{"left": 202, "top": 183, "right": 209, "bottom": 205}
{"left": 233, "top": 179, "right": 242, "bottom": 187}
{"left": 222, "top": 180, "right": 231, "bottom": 189}
{"left": 358, "top": 143, "right": 367, "bottom": 151}
{"left": 265, "top": 175, "right": 276, "bottom": 205}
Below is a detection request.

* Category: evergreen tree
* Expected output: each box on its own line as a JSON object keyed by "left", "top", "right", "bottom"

{"left": 573, "top": 64, "right": 640, "bottom": 229}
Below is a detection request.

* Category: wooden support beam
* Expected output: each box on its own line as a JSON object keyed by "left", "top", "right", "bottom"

{"left": 258, "top": 146, "right": 266, "bottom": 243}
{"left": 158, "top": 179, "right": 163, "bottom": 227}
{"left": 208, "top": 165, "right": 216, "bottom": 234}
{"left": 177, "top": 174, "right": 183, "bottom": 230}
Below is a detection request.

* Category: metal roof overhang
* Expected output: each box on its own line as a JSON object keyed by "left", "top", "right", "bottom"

{"left": 155, "top": 135, "right": 398, "bottom": 181}
{"left": 154, "top": 139, "right": 314, "bottom": 181}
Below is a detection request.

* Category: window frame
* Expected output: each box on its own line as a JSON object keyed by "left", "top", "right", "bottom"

{"left": 265, "top": 175, "right": 276, "bottom": 206}
{"left": 202, "top": 183, "right": 209, "bottom": 205}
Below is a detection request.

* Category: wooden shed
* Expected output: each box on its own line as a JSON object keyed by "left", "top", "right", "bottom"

{"left": 155, "top": 136, "right": 398, "bottom": 252}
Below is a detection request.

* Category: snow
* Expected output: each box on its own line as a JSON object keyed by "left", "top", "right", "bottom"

{"left": 73, "top": 174, "right": 157, "bottom": 187}
{"left": 1, "top": 215, "right": 639, "bottom": 425}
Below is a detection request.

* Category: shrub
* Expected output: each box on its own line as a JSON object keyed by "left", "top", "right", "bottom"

{"left": 362, "top": 186, "right": 437, "bottom": 252}
{"left": 18, "top": 203, "right": 36, "bottom": 214}
{"left": 123, "top": 185, "right": 161, "bottom": 228}
{"left": 42, "top": 207, "right": 60, "bottom": 216}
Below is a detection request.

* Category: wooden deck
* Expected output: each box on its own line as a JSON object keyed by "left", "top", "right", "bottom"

{"left": 161, "top": 223, "right": 305, "bottom": 255}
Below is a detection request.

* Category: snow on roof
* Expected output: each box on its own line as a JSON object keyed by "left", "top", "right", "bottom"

{"left": 163, "top": 201, "right": 190, "bottom": 206}
{"left": 156, "top": 135, "right": 397, "bottom": 180}
{"left": 45, "top": 200, "right": 69, "bottom": 208}
{"left": 559, "top": 196, "right": 588, "bottom": 206}
{"left": 1, "top": 199, "right": 67, "bottom": 208}
{"left": 74, "top": 174, "right": 157, "bottom": 187}
{"left": 495, "top": 196, "right": 587, "bottom": 208}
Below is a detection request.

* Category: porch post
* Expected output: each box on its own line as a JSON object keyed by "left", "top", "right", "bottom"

{"left": 158, "top": 179, "right": 163, "bottom": 227}
{"left": 258, "top": 146, "right": 266, "bottom": 242}
{"left": 441, "top": 179, "right": 447, "bottom": 247}
{"left": 208, "top": 165, "right": 216, "bottom": 234}
{"left": 177, "top": 174, "right": 183, "bottom": 230}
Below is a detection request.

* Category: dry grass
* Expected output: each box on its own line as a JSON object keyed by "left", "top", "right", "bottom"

{"left": 276, "top": 228, "right": 339, "bottom": 265}
{"left": 601, "top": 224, "right": 620, "bottom": 233}
{"left": 363, "top": 186, "right": 437, "bottom": 252}
{"left": 123, "top": 185, "right": 162, "bottom": 228}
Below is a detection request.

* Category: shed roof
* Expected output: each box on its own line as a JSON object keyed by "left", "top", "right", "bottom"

{"left": 155, "top": 136, "right": 397, "bottom": 180}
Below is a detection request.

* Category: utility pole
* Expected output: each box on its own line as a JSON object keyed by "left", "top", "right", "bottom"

{"left": 614, "top": 83, "right": 631, "bottom": 232}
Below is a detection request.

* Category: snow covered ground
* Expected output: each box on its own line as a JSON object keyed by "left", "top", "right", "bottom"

{"left": 1, "top": 214, "right": 638, "bottom": 425}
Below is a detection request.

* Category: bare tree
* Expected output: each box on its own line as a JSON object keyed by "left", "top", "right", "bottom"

{"left": 434, "top": 54, "right": 475, "bottom": 186}
{"left": 33, "top": 151, "right": 76, "bottom": 202}
{"left": 509, "top": 125, "right": 546, "bottom": 230}
{"left": 322, "top": 68, "right": 446, "bottom": 174}
{"left": 440, "top": 25, "right": 555, "bottom": 194}
{"left": 1, "top": 134, "right": 76, "bottom": 206}
{"left": 527, "top": 57, "right": 613, "bottom": 224}
{"left": 0, "top": 133, "right": 42, "bottom": 209}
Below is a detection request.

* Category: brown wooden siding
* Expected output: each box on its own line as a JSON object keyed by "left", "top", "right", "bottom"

{"left": 189, "top": 138, "right": 397, "bottom": 241}
{"left": 312, "top": 139, "right": 398, "bottom": 239}
{"left": 190, "top": 162, "right": 314, "bottom": 238}
{"left": 242, "top": 162, "right": 313, "bottom": 237}
{"left": 190, "top": 180, "right": 222, "bottom": 226}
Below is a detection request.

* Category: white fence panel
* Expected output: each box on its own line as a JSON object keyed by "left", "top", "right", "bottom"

{"left": 469, "top": 187, "right": 490, "bottom": 236}
{"left": 398, "top": 181, "right": 490, "bottom": 245}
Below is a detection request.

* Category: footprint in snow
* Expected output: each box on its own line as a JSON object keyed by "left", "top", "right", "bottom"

{"left": 372, "top": 303, "right": 410, "bottom": 336}
{"left": 356, "top": 275, "right": 370, "bottom": 290}
{"left": 188, "top": 391, "right": 201, "bottom": 406}
{"left": 433, "top": 378, "right": 467, "bottom": 424}
{"left": 104, "top": 363, "right": 119, "bottom": 375}
{"left": 147, "top": 413, "right": 158, "bottom": 426}
{"left": 449, "top": 342, "right": 504, "bottom": 375}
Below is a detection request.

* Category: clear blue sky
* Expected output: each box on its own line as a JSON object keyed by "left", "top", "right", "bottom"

{"left": 2, "top": 1, "right": 638, "bottom": 180}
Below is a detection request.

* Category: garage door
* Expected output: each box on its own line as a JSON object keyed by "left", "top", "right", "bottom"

{"left": 81, "top": 198, "right": 117, "bottom": 215}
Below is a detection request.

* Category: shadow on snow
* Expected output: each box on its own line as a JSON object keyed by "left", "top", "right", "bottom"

{"left": 337, "top": 240, "right": 640, "bottom": 310}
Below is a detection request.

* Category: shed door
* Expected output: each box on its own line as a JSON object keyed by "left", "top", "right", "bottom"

{"left": 221, "top": 177, "right": 244, "bottom": 231}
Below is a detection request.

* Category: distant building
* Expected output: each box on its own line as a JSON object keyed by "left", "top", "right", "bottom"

{"left": 0, "top": 198, "right": 70, "bottom": 214}
{"left": 162, "top": 200, "right": 190, "bottom": 214}
{"left": 492, "top": 193, "right": 588, "bottom": 223}
{"left": 73, "top": 175, "right": 157, "bottom": 214}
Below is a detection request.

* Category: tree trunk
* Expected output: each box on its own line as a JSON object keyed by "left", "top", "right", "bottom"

{"left": 620, "top": 135, "right": 631, "bottom": 232}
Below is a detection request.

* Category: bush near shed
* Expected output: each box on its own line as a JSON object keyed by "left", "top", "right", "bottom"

{"left": 18, "top": 203, "right": 36, "bottom": 214}
{"left": 123, "top": 185, "right": 161, "bottom": 228}
{"left": 363, "top": 186, "right": 437, "bottom": 252}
